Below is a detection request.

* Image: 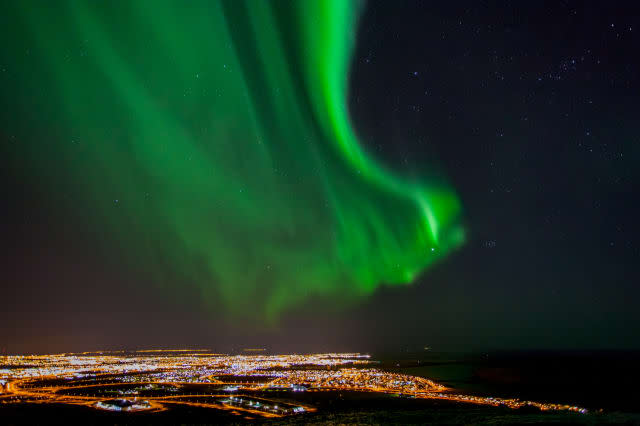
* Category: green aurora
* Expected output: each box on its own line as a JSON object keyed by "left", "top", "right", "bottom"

{"left": 2, "top": 1, "right": 464, "bottom": 320}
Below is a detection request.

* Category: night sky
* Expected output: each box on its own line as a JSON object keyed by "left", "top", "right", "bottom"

{"left": 1, "top": 1, "right": 639, "bottom": 354}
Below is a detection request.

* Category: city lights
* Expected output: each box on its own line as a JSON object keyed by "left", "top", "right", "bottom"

{"left": 0, "top": 350, "right": 588, "bottom": 418}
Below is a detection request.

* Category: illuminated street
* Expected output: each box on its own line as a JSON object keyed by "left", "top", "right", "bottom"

{"left": 0, "top": 350, "right": 588, "bottom": 419}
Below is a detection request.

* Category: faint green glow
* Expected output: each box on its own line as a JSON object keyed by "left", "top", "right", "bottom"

{"left": 5, "top": 0, "right": 464, "bottom": 320}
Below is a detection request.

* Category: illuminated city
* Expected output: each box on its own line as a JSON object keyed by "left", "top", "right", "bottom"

{"left": 0, "top": 350, "right": 588, "bottom": 420}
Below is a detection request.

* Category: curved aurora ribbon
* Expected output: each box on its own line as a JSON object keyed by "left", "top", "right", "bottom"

{"left": 5, "top": 0, "right": 464, "bottom": 320}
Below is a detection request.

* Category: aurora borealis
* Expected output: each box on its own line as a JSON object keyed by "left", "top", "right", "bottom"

{"left": 1, "top": 0, "right": 640, "bottom": 361}
{"left": 2, "top": 0, "right": 463, "bottom": 320}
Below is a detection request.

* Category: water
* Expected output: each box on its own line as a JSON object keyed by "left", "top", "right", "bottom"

{"left": 375, "top": 350, "right": 640, "bottom": 414}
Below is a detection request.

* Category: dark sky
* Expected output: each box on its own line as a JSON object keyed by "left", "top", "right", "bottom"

{"left": 2, "top": 1, "right": 640, "bottom": 354}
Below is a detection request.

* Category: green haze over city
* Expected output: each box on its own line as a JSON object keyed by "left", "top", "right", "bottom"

{"left": 2, "top": 0, "right": 463, "bottom": 320}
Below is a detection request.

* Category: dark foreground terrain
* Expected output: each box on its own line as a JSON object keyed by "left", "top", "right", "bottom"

{"left": 2, "top": 396, "right": 637, "bottom": 425}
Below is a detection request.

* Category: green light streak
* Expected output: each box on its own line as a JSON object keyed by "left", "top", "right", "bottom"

{"left": 3, "top": 0, "right": 464, "bottom": 320}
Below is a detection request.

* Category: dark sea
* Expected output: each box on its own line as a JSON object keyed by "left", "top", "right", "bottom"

{"left": 311, "top": 349, "right": 640, "bottom": 425}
